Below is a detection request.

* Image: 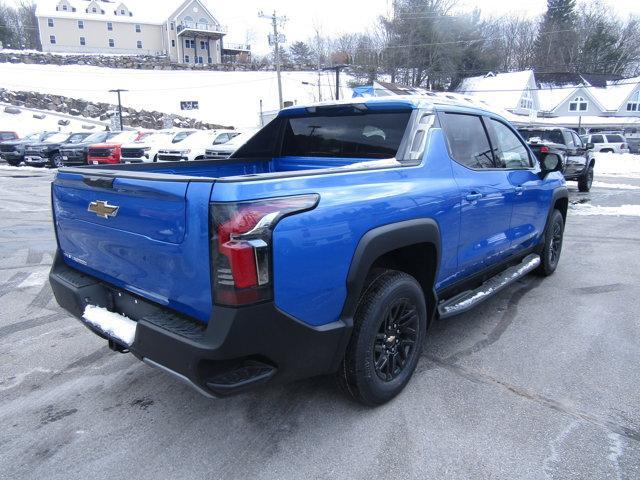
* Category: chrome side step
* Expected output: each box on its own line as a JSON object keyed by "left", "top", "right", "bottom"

{"left": 438, "top": 254, "right": 541, "bottom": 319}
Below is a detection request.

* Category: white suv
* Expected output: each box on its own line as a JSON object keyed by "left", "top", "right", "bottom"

{"left": 121, "top": 130, "right": 195, "bottom": 163}
{"left": 581, "top": 133, "right": 630, "bottom": 154}
{"left": 204, "top": 129, "right": 258, "bottom": 159}
{"left": 157, "top": 129, "right": 238, "bottom": 162}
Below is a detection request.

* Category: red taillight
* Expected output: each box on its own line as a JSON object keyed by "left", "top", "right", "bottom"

{"left": 211, "top": 195, "right": 319, "bottom": 306}
{"left": 540, "top": 146, "right": 549, "bottom": 154}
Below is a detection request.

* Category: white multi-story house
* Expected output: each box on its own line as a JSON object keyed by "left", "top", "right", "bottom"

{"left": 36, "top": 0, "right": 249, "bottom": 65}
{"left": 456, "top": 70, "right": 640, "bottom": 131}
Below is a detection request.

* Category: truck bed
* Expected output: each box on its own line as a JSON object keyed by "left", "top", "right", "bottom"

{"left": 63, "top": 156, "right": 397, "bottom": 182}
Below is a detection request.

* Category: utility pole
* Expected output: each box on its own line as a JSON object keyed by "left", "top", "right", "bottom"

{"left": 259, "top": 10, "right": 286, "bottom": 109}
{"left": 323, "top": 65, "right": 347, "bottom": 100}
{"left": 108, "top": 89, "right": 128, "bottom": 131}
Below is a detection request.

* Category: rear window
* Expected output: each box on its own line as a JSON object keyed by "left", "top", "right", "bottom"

{"left": 591, "top": 134, "right": 605, "bottom": 143}
{"left": 518, "top": 129, "right": 564, "bottom": 145}
{"left": 606, "top": 134, "right": 624, "bottom": 143}
{"left": 280, "top": 111, "right": 411, "bottom": 159}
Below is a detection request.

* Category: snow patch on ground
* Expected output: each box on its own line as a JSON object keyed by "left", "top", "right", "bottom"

{"left": 0, "top": 164, "right": 56, "bottom": 173}
{"left": 82, "top": 305, "right": 137, "bottom": 346}
{"left": 18, "top": 269, "right": 49, "bottom": 289}
{"left": 595, "top": 153, "right": 640, "bottom": 178}
{"left": 570, "top": 204, "right": 640, "bottom": 217}
{"left": 591, "top": 181, "right": 640, "bottom": 190}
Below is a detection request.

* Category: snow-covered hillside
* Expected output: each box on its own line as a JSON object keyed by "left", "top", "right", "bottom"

{"left": 0, "top": 63, "right": 353, "bottom": 128}
{"left": 0, "top": 105, "right": 106, "bottom": 137}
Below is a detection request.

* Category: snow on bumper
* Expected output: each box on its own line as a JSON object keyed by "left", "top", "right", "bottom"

{"left": 82, "top": 305, "right": 137, "bottom": 347}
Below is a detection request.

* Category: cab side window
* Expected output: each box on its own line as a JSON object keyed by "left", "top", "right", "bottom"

{"left": 440, "top": 113, "right": 495, "bottom": 169}
{"left": 571, "top": 132, "right": 583, "bottom": 148}
{"left": 488, "top": 119, "right": 532, "bottom": 169}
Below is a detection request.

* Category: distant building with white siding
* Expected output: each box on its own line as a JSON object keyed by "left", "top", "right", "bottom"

{"left": 456, "top": 70, "right": 640, "bottom": 131}
{"left": 35, "top": 0, "right": 250, "bottom": 64}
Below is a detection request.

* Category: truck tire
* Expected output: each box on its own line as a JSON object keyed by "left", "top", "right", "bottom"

{"left": 337, "top": 269, "right": 427, "bottom": 406}
{"left": 51, "top": 153, "right": 64, "bottom": 168}
{"left": 578, "top": 165, "right": 594, "bottom": 192}
{"left": 536, "top": 209, "right": 564, "bottom": 277}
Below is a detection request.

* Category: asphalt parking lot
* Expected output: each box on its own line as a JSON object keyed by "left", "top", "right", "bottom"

{"left": 0, "top": 164, "right": 639, "bottom": 480}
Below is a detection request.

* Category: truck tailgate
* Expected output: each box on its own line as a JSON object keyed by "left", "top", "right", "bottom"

{"left": 52, "top": 171, "right": 214, "bottom": 322}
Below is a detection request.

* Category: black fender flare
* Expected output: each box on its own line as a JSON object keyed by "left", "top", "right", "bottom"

{"left": 541, "top": 187, "right": 569, "bottom": 246}
{"left": 339, "top": 218, "right": 441, "bottom": 323}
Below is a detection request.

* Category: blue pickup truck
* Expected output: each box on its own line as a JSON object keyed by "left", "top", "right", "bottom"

{"left": 49, "top": 97, "right": 568, "bottom": 405}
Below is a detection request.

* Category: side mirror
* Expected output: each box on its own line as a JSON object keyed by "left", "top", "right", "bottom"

{"left": 540, "top": 152, "right": 563, "bottom": 177}
{"left": 585, "top": 143, "right": 594, "bottom": 150}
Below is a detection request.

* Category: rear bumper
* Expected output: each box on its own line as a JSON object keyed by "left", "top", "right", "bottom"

{"left": 49, "top": 253, "right": 349, "bottom": 397}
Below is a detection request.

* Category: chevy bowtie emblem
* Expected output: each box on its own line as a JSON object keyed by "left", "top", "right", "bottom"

{"left": 88, "top": 200, "right": 120, "bottom": 219}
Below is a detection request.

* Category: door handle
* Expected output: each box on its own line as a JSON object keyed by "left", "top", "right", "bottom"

{"left": 465, "top": 192, "right": 483, "bottom": 202}
{"left": 514, "top": 186, "right": 524, "bottom": 195}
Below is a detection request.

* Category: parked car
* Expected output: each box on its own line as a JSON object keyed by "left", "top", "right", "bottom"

{"left": 0, "top": 131, "right": 19, "bottom": 142}
{"left": 59, "top": 131, "right": 120, "bottom": 166}
{"left": 205, "top": 129, "right": 258, "bottom": 160}
{"left": 156, "top": 129, "right": 238, "bottom": 161}
{"left": 86, "top": 131, "right": 140, "bottom": 165}
{"left": 623, "top": 128, "right": 640, "bottom": 154}
{"left": 121, "top": 129, "right": 195, "bottom": 163}
{"left": 50, "top": 97, "right": 568, "bottom": 405}
{"left": 580, "top": 133, "right": 630, "bottom": 154}
{"left": 518, "top": 126, "right": 595, "bottom": 192}
{"left": 0, "top": 131, "right": 57, "bottom": 166}
{"left": 24, "top": 132, "right": 93, "bottom": 168}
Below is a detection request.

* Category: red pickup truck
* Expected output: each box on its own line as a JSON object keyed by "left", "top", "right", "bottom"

{"left": 86, "top": 131, "right": 143, "bottom": 165}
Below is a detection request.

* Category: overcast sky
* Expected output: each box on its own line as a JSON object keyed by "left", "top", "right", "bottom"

{"left": 9, "top": 0, "right": 640, "bottom": 55}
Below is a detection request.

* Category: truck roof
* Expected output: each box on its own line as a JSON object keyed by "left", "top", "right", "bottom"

{"left": 279, "top": 93, "right": 505, "bottom": 119}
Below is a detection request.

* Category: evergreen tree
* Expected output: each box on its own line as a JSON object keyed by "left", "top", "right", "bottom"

{"left": 289, "top": 41, "right": 312, "bottom": 67}
{"left": 534, "top": 0, "right": 579, "bottom": 72}
{"left": 581, "top": 21, "right": 626, "bottom": 74}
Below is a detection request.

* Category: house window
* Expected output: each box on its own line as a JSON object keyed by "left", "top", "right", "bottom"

{"left": 135, "top": 24, "right": 141, "bottom": 33}
{"left": 200, "top": 40, "right": 206, "bottom": 50}
{"left": 107, "top": 22, "right": 113, "bottom": 31}
{"left": 137, "top": 40, "right": 143, "bottom": 49}
{"left": 108, "top": 38, "right": 115, "bottom": 47}
{"left": 92, "top": 7, "right": 97, "bottom": 13}
{"left": 78, "top": 20, "right": 84, "bottom": 29}
{"left": 197, "top": 56, "right": 203, "bottom": 64}
{"left": 49, "top": 35, "right": 56, "bottom": 44}
{"left": 62, "top": 4, "right": 68, "bottom": 11}
{"left": 519, "top": 90, "right": 533, "bottom": 110}
{"left": 47, "top": 18, "right": 54, "bottom": 27}
{"left": 170, "top": 21, "right": 174, "bottom": 30}
{"left": 184, "top": 55, "right": 190, "bottom": 63}
{"left": 171, "top": 39, "right": 176, "bottom": 47}
{"left": 569, "top": 96, "right": 588, "bottom": 112}
{"left": 120, "top": 9, "right": 125, "bottom": 15}
{"left": 80, "top": 36, "right": 86, "bottom": 46}
{"left": 626, "top": 91, "right": 640, "bottom": 112}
